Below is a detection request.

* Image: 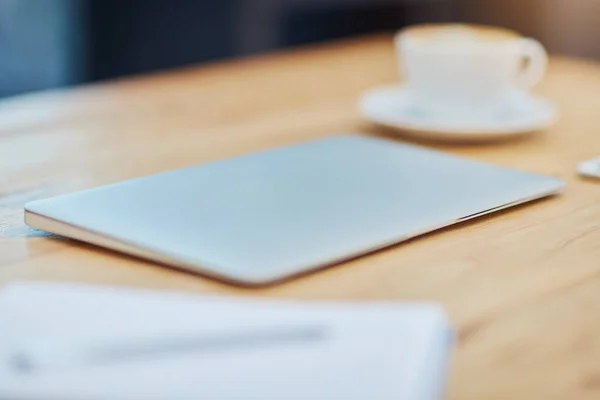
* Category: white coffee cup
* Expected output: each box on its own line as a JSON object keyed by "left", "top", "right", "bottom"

{"left": 395, "top": 24, "right": 548, "bottom": 120}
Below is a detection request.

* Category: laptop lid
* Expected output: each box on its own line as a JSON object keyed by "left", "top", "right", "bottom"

{"left": 25, "top": 134, "right": 564, "bottom": 285}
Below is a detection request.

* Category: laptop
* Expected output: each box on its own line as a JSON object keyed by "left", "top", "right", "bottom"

{"left": 25, "top": 134, "right": 564, "bottom": 286}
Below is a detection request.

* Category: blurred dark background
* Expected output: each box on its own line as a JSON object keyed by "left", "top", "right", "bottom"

{"left": 0, "top": 0, "right": 597, "bottom": 98}
{"left": 87, "top": 0, "right": 451, "bottom": 81}
{"left": 0, "top": 0, "right": 452, "bottom": 97}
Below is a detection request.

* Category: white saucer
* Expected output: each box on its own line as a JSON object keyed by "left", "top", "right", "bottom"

{"left": 358, "top": 85, "right": 558, "bottom": 142}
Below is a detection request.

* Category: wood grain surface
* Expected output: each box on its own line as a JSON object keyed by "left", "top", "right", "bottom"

{"left": 2, "top": 35, "right": 600, "bottom": 399}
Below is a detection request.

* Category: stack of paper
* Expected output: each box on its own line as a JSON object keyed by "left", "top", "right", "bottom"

{"left": 0, "top": 283, "right": 453, "bottom": 400}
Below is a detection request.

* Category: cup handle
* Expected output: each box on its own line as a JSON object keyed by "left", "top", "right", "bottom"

{"left": 516, "top": 38, "right": 548, "bottom": 89}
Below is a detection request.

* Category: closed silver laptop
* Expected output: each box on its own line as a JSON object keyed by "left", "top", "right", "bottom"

{"left": 25, "top": 134, "right": 564, "bottom": 285}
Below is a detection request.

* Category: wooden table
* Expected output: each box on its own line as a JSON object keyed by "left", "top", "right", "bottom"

{"left": 2, "top": 35, "right": 600, "bottom": 399}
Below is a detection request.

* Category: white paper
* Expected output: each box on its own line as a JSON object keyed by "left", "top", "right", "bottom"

{"left": 0, "top": 282, "right": 453, "bottom": 400}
